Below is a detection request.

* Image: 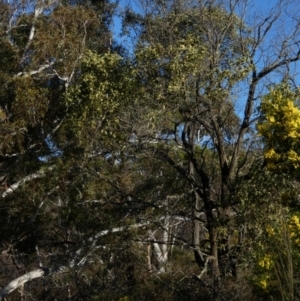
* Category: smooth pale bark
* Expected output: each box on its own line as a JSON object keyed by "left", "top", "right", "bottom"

{"left": 15, "top": 62, "right": 55, "bottom": 77}
{"left": 151, "top": 225, "right": 169, "bottom": 273}
{"left": 18, "top": 5, "right": 43, "bottom": 66}
{"left": 2, "top": 166, "right": 54, "bottom": 198}
{"left": 0, "top": 220, "right": 153, "bottom": 299}
{"left": 0, "top": 269, "right": 46, "bottom": 300}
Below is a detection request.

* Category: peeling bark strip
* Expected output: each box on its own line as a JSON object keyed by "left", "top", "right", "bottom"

{"left": 0, "top": 269, "right": 46, "bottom": 300}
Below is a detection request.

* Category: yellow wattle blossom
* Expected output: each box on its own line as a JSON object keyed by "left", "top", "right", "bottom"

{"left": 289, "top": 215, "right": 300, "bottom": 228}
{"left": 258, "top": 254, "right": 273, "bottom": 270}
{"left": 257, "top": 85, "right": 300, "bottom": 170}
{"left": 289, "top": 215, "right": 300, "bottom": 246}
{"left": 266, "top": 226, "right": 275, "bottom": 236}
{"left": 259, "top": 279, "right": 268, "bottom": 290}
{"left": 255, "top": 213, "right": 300, "bottom": 293}
{"left": 287, "top": 150, "right": 300, "bottom": 166}
{"left": 264, "top": 148, "right": 280, "bottom": 160}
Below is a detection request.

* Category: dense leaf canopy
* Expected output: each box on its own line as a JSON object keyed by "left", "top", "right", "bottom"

{"left": 1, "top": 0, "right": 300, "bottom": 300}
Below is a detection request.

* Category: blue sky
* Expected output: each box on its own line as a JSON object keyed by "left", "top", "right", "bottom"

{"left": 111, "top": 0, "right": 300, "bottom": 85}
{"left": 110, "top": 0, "right": 300, "bottom": 123}
{"left": 112, "top": 0, "right": 296, "bottom": 52}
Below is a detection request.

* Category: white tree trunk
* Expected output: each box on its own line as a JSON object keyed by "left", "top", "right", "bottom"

{"left": 150, "top": 218, "right": 170, "bottom": 273}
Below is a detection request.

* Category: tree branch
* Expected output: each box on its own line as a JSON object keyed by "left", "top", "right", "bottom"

{"left": 0, "top": 267, "right": 61, "bottom": 301}
{"left": 15, "top": 62, "right": 55, "bottom": 77}
{"left": 2, "top": 166, "right": 54, "bottom": 198}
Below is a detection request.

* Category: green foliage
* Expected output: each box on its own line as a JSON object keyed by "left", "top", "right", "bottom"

{"left": 232, "top": 165, "right": 300, "bottom": 299}
{"left": 64, "top": 50, "right": 135, "bottom": 151}
{"left": 32, "top": 5, "right": 100, "bottom": 72}
{"left": 133, "top": 6, "right": 246, "bottom": 136}
{"left": 12, "top": 77, "right": 49, "bottom": 126}
{"left": 2, "top": 1, "right": 300, "bottom": 300}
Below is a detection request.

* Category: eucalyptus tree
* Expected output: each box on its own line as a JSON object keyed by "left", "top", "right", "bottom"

{"left": 0, "top": 0, "right": 114, "bottom": 168}
{"left": 122, "top": 0, "right": 300, "bottom": 279}
{"left": 2, "top": 0, "right": 300, "bottom": 299}
{"left": 0, "top": 0, "right": 134, "bottom": 299}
